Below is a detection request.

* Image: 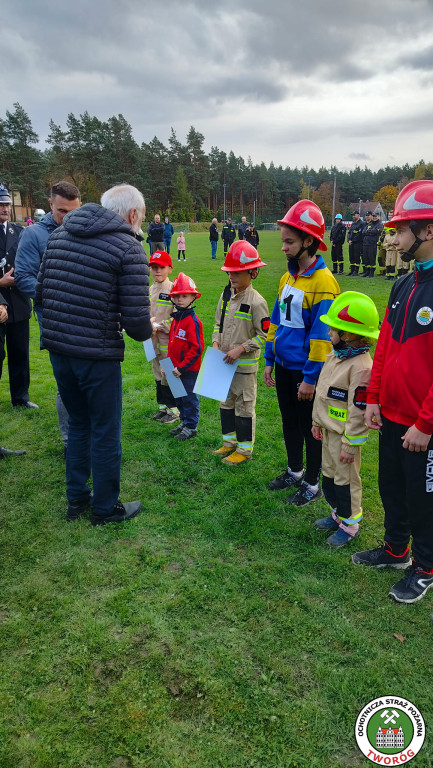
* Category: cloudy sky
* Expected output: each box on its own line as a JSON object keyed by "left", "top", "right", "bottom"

{"left": 3, "top": 0, "right": 433, "bottom": 171}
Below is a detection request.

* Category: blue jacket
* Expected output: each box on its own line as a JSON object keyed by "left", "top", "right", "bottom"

{"left": 265, "top": 256, "right": 340, "bottom": 385}
{"left": 14, "top": 212, "right": 58, "bottom": 299}
{"left": 164, "top": 221, "right": 174, "bottom": 240}
{"left": 35, "top": 203, "right": 152, "bottom": 360}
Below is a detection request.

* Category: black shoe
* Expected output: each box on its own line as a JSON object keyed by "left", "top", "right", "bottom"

{"left": 66, "top": 493, "right": 93, "bottom": 522}
{"left": 91, "top": 500, "right": 142, "bottom": 526}
{"left": 12, "top": 400, "right": 39, "bottom": 409}
{"left": 361, "top": 270, "right": 369, "bottom": 277}
{"left": 314, "top": 514, "right": 339, "bottom": 531}
{"left": 389, "top": 565, "right": 433, "bottom": 604}
{"left": 268, "top": 469, "right": 304, "bottom": 491}
{"left": 346, "top": 270, "right": 354, "bottom": 276}
{"left": 170, "top": 423, "right": 184, "bottom": 436}
{"left": 0, "top": 445, "right": 26, "bottom": 458}
{"left": 174, "top": 427, "right": 197, "bottom": 441}
{"left": 352, "top": 540, "right": 411, "bottom": 568}
{"left": 289, "top": 481, "right": 323, "bottom": 507}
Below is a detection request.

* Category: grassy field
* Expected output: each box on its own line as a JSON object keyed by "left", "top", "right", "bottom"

{"left": 1, "top": 231, "right": 432, "bottom": 768}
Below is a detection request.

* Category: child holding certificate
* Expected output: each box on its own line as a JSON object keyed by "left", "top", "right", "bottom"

{"left": 149, "top": 250, "right": 179, "bottom": 424}
{"left": 212, "top": 241, "right": 270, "bottom": 465}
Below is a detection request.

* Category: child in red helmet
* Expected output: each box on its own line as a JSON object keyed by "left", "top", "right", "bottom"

{"left": 353, "top": 180, "right": 433, "bottom": 604}
{"left": 167, "top": 273, "right": 204, "bottom": 441}
{"left": 212, "top": 241, "right": 270, "bottom": 464}
{"left": 264, "top": 199, "right": 340, "bottom": 506}
{"left": 148, "top": 250, "right": 179, "bottom": 424}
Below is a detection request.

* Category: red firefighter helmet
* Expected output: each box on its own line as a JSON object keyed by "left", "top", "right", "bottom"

{"left": 169, "top": 272, "right": 201, "bottom": 299}
{"left": 277, "top": 200, "right": 327, "bottom": 251}
{"left": 221, "top": 240, "right": 267, "bottom": 272}
{"left": 387, "top": 180, "right": 433, "bottom": 228}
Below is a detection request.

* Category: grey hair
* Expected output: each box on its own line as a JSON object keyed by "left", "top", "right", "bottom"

{"left": 101, "top": 184, "right": 145, "bottom": 219}
{"left": 212, "top": 217, "right": 218, "bottom": 224}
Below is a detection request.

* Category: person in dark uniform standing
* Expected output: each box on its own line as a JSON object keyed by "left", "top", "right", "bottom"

{"left": 347, "top": 211, "right": 363, "bottom": 276}
{"left": 0, "top": 185, "right": 37, "bottom": 408}
{"left": 245, "top": 222, "right": 260, "bottom": 249}
{"left": 361, "top": 210, "right": 382, "bottom": 278}
{"left": 221, "top": 218, "right": 236, "bottom": 257}
{"left": 0, "top": 291, "right": 26, "bottom": 457}
{"left": 330, "top": 213, "right": 346, "bottom": 274}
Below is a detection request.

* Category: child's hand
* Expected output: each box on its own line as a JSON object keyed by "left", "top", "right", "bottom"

{"left": 311, "top": 425, "right": 322, "bottom": 441}
{"left": 172, "top": 367, "right": 181, "bottom": 378}
{"left": 212, "top": 342, "right": 220, "bottom": 350}
{"left": 263, "top": 366, "right": 275, "bottom": 387}
{"left": 340, "top": 448, "right": 354, "bottom": 464}
{"left": 223, "top": 345, "right": 244, "bottom": 364}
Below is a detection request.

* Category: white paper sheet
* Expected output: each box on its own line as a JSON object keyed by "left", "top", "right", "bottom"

{"left": 193, "top": 347, "right": 239, "bottom": 401}
{"left": 160, "top": 357, "right": 187, "bottom": 398}
{"left": 143, "top": 337, "right": 157, "bottom": 361}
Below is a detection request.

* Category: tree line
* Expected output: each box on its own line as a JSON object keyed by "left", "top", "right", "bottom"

{"left": 1, "top": 103, "right": 433, "bottom": 224}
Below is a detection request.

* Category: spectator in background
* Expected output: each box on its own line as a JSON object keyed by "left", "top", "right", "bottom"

{"left": 163, "top": 216, "right": 174, "bottom": 254}
{"left": 330, "top": 213, "right": 346, "bottom": 274}
{"left": 347, "top": 211, "right": 363, "bottom": 276}
{"left": 245, "top": 222, "right": 260, "bottom": 250}
{"left": 222, "top": 218, "right": 236, "bottom": 258}
{"left": 209, "top": 217, "right": 219, "bottom": 259}
{"left": 0, "top": 290, "right": 26, "bottom": 459}
{"left": 238, "top": 216, "right": 248, "bottom": 240}
{"left": 35, "top": 184, "right": 152, "bottom": 526}
{"left": 147, "top": 214, "right": 164, "bottom": 254}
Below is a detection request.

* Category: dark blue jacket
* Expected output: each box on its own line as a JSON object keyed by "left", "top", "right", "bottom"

{"left": 164, "top": 221, "right": 174, "bottom": 240}
{"left": 15, "top": 212, "right": 58, "bottom": 299}
{"left": 35, "top": 203, "right": 152, "bottom": 360}
{"left": 147, "top": 220, "right": 164, "bottom": 242}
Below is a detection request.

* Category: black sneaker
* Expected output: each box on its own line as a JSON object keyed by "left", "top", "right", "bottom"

{"left": 170, "top": 423, "right": 184, "bottom": 436}
{"left": 268, "top": 469, "right": 304, "bottom": 491}
{"left": 314, "top": 514, "right": 339, "bottom": 531}
{"left": 91, "top": 500, "right": 142, "bottom": 526}
{"left": 351, "top": 541, "right": 411, "bottom": 569}
{"left": 66, "top": 493, "right": 93, "bottom": 522}
{"left": 0, "top": 445, "right": 26, "bottom": 458}
{"left": 174, "top": 427, "right": 197, "bottom": 441}
{"left": 389, "top": 565, "right": 433, "bottom": 604}
{"left": 289, "top": 481, "right": 323, "bottom": 507}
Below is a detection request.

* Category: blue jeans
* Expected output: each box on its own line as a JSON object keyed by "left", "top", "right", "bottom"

{"left": 164, "top": 238, "right": 172, "bottom": 254}
{"left": 175, "top": 370, "right": 199, "bottom": 429}
{"left": 49, "top": 353, "right": 122, "bottom": 516}
{"left": 211, "top": 240, "right": 217, "bottom": 259}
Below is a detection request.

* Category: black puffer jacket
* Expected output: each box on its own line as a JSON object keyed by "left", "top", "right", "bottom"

{"left": 35, "top": 203, "right": 152, "bottom": 360}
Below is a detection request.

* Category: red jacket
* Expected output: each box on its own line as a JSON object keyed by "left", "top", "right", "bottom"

{"left": 168, "top": 307, "right": 204, "bottom": 373}
{"left": 367, "top": 267, "right": 433, "bottom": 433}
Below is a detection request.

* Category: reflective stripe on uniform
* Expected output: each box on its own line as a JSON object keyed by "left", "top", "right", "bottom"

{"left": 344, "top": 430, "right": 368, "bottom": 445}
{"left": 336, "top": 510, "right": 363, "bottom": 525}
{"left": 328, "top": 405, "right": 347, "bottom": 421}
{"left": 238, "top": 355, "right": 260, "bottom": 366}
{"left": 223, "top": 432, "right": 237, "bottom": 442}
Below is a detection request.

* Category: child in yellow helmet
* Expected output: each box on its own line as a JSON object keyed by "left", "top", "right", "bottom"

{"left": 311, "top": 291, "right": 380, "bottom": 547}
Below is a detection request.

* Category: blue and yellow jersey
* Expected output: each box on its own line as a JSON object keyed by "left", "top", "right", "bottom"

{"left": 264, "top": 256, "right": 340, "bottom": 385}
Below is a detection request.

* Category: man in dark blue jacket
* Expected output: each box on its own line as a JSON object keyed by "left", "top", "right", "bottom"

{"left": 147, "top": 214, "right": 164, "bottom": 254}
{"left": 15, "top": 181, "right": 81, "bottom": 448}
{"left": 36, "top": 184, "right": 152, "bottom": 526}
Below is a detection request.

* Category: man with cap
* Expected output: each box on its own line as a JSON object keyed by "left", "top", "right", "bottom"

{"left": 361, "top": 210, "right": 382, "bottom": 278}
{"left": 347, "top": 211, "right": 363, "bottom": 276}
{"left": 330, "top": 214, "right": 346, "bottom": 274}
{"left": 221, "top": 218, "right": 236, "bottom": 258}
{"left": 0, "top": 185, "right": 37, "bottom": 408}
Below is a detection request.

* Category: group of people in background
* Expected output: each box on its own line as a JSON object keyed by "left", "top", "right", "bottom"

{"left": 209, "top": 215, "right": 260, "bottom": 259}
{"left": 330, "top": 208, "right": 411, "bottom": 280}
{"left": 1, "top": 178, "right": 433, "bottom": 608}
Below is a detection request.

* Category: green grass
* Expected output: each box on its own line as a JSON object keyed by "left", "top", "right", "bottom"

{"left": 1, "top": 233, "right": 432, "bottom": 768}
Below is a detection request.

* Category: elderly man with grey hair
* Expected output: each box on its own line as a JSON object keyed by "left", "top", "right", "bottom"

{"left": 209, "top": 217, "right": 219, "bottom": 259}
{"left": 35, "top": 184, "right": 152, "bottom": 525}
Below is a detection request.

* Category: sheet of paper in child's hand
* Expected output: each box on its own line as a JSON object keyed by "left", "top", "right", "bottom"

{"left": 160, "top": 357, "right": 187, "bottom": 397}
{"left": 193, "top": 347, "right": 239, "bottom": 401}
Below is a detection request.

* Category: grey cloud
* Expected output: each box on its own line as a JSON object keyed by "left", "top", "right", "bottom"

{"left": 398, "top": 44, "right": 433, "bottom": 71}
{"left": 349, "top": 153, "right": 371, "bottom": 160}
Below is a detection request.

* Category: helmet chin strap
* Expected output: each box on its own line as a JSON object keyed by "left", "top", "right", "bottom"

{"left": 400, "top": 221, "right": 426, "bottom": 262}
{"left": 288, "top": 244, "right": 308, "bottom": 267}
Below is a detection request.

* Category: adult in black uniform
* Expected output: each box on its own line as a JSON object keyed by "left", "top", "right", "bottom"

{"left": 0, "top": 185, "right": 37, "bottom": 408}
{"left": 329, "top": 213, "right": 346, "bottom": 274}
{"left": 245, "top": 222, "right": 260, "bottom": 249}
{"left": 0, "top": 290, "right": 26, "bottom": 458}
{"left": 361, "top": 210, "right": 382, "bottom": 278}
{"left": 221, "top": 218, "right": 236, "bottom": 257}
{"left": 347, "top": 211, "right": 363, "bottom": 276}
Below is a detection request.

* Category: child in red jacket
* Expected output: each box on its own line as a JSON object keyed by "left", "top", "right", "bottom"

{"left": 167, "top": 273, "right": 204, "bottom": 441}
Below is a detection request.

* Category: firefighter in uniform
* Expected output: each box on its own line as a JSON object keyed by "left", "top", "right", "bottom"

{"left": 148, "top": 250, "right": 179, "bottom": 424}
{"left": 381, "top": 227, "right": 398, "bottom": 280}
{"left": 353, "top": 179, "right": 433, "bottom": 604}
{"left": 212, "top": 240, "right": 270, "bottom": 465}
{"left": 347, "top": 211, "right": 363, "bottom": 276}
{"left": 311, "top": 292, "right": 379, "bottom": 547}
{"left": 361, "top": 210, "right": 382, "bottom": 277}
{"left": 221, "top": 219, "right": 236, "bottom": 258}
{"left": 330, "top": 213, "right": 346, "bottom": 274}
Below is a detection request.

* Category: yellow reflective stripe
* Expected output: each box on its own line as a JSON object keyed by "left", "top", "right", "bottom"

{"left": 237, "top": 441, "right": 254, "bottom": 450}
{"left": 238, "top": 356, "right": 260, "bottom": 365}
{"left": 328, "top": 405, "right": 347, "bottom": 421}
{"left": 337, "top": 511, "right": 363, "bottom": 524}
{"left": 344, "top": 431, "right": 368, "bottom": 445}
{"left": 156, "top": 298, "right": 171, "bottom": 305}
{"left": 254, "top": 335, "right": 264, "bottom": 348}
{"left": 223, "top": 433, "right": 236, "bottom": 442}
{"left": 234, "top": 312, "right": 252, "bottom": 320}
